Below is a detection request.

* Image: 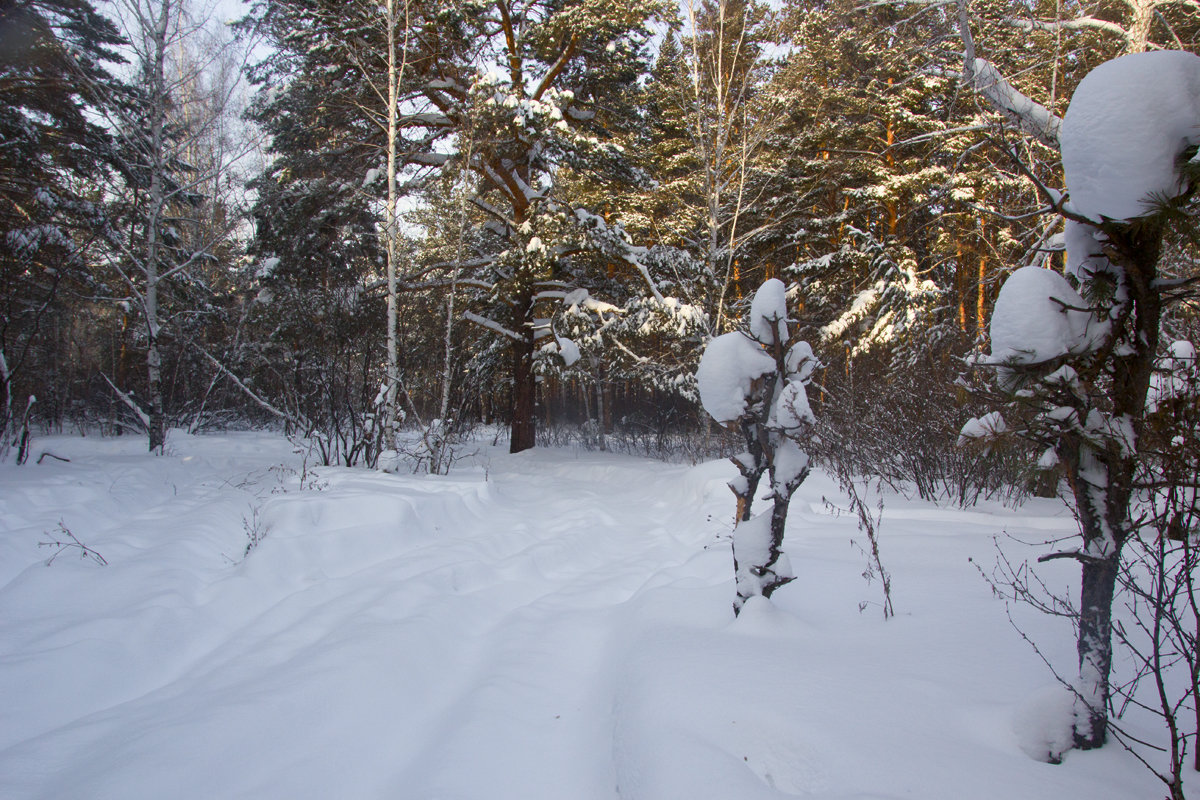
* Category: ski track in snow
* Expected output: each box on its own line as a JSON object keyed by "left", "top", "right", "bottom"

{"left": 0, "top": 432, "right": 1178, "bottom": 799}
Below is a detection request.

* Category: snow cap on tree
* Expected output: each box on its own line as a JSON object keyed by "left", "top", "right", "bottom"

{"left": 750, "top": 277, "right": 789, "bottom": 344}
{"left": 988, "top": 266, "right": 1108, "bottom": 382}
{"left": 771, "top": 381, "right": 814, "bottom": 432}
{"left": 785, "top": 341, "right": 817, "bottom": 384}
{"left": 696, "top": 332, "right": 776, "bottom": 425}
{"left": 1061, "top": 50, "right": 1200, "bottom": 224}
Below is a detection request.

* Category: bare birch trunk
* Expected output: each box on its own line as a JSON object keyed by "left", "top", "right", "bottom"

{"left": 143, "top": 0, "right": 171, "bottom": 454}
{"left": 594, "top": 359, "right": 606, "bottom": 452}
{"left": 439, "top": 122, "right": 473, "bottom": 426}
{"left": 383, "top": 0, "right": 402, "bottom": 447}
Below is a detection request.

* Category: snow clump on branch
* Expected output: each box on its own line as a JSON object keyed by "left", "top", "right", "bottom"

{"left": 988, "top": 266, "right": 1108, "bottom": 378}
{"left": 695, "top": 332, "right": 777, "bottom": 426}
{"left": 1061, "top": 50, "right": 1200, "bottom": 225}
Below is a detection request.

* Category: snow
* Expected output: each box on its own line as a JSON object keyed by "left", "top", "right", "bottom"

{"left": 696, "top": 332, "right": 776, "bottom": 425}
{"left": 958, "top": 411, "right": 1008, "bottom": 445}
{"left": 554, "top": 335, "right": 581, "bottom": 367}
{"left": 1149, "top": 339, "right": 1197, "bottom": 412}
{"left": 1062, "top": 219, "right": 1107, "bottom": 282}
{"left": 1013, "top": 684, "right": 1078, "bottom": 764}
{"left": 1061, "top": 50, "right": 1200, "bottom": 222}
{"left": 989, "top": 266, "right": 1107, "bottom": 371}
{"left": 749, "top": 278, "right": 788, "bottom": 345}
{"left": 0, "top": 431, "right": 1185, "bottom": 799}
{"left": 731, "top": 512, "right": 791, "bottom": 598}
{"left": 771, "top": 380, "right": 813, "bottom": 431}
{"left": 769, "top": 436, "right": 810, "bottom": 491}
{"left": 1038, "top": 447, "right": 1060, "bottom": 470}
{"left": 785, "top": 341, "right": 817, "bottom": 383}
{"left": 255, "top": 256, "right": 280, "bottom": 279}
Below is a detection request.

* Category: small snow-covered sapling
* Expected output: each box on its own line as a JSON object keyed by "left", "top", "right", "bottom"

{"left": 696, "top": 278, "right": 818, "bottom": 614}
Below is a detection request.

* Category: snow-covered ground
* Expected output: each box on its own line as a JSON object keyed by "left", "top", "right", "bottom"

{"left": 0, "top": 431, "right": 1184, "bottom": 799}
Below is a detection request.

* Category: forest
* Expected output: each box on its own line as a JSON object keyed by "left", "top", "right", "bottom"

{"left": 7, "top": 0, "right": 1186, "bottom": 470}
{"left": 7, "top": 0, "right": 1200, "bottom": 794}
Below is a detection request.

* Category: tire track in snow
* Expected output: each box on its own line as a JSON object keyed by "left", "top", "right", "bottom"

{"left": 381, "top": 454, "right": 728, "bottom": 799}
{"left": 0, "top": 443, "right": 735, "bottom": 800}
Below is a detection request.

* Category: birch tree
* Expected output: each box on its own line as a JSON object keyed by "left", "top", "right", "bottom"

{"left": 660, "top": 0, "right": 778, "bottom": 334}
{"left": 99, "top": 0, "right": 249, "bottom": 451}
{"left": 251, "top": 0, "right": 674, "bottom": 453}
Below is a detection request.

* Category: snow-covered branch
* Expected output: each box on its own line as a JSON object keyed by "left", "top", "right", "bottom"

{"left": 964, "top": 59, "right": 1061, "bottom": 146}
{"left": 463, "top": 311, "right": 523, "bottom": 341}
{"left": 408, "top": 152, "right": 453, "bottom": 166}
{"left": 1002, "top": 15, "right": 1127, "bottom": 39}
{"left": 195, "top": 346, "right": 308, "bottom": 430}
{"left": 957, "top": 0, "right": 1061, "bottom": 147}
{"left": 100, "top": 374, "right": 150, "bottom": 430}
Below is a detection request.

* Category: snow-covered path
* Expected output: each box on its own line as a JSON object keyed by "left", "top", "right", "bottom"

{"left": 0, "top": 432, "right": 1177, "bottom": 799}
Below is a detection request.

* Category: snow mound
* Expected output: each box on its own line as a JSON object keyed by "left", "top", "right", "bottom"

{"left": 1013, "top": 684, "right": 1078, "bottom": 763}
{"left": 0, "top": 433, "right": 1157, "bottom": 799}
{"left": 989, "top": 267, "right": 1107, "bottom": 369}
{"left": 1062, "top": 50, "right": 1200, "bottom": 222}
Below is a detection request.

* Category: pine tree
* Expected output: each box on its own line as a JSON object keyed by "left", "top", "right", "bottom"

{"left": 249, "top": 0, "right": 672, "bottom": 452}
{"left": 0, "top": 0, "right": 124, "bottom": 454}
{"left": 94, "top": 0, "right": 251, "bottom": 452}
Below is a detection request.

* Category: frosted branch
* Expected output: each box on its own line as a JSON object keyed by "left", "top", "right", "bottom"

{"left": 966, "top": 59, "right": 1061, "bottom": 146}
{"left": 463, "top": 311, "right": 523, "bottom": 341}
{"left": 956, "top": 0, "right": 1061, "bottom": 147}
{"left": 195, "top": 346, "right": 308, "bottom": 430}
{"left": 1002, "top": 16, "right": 1128, "bottom": 40}
{"left": 100, "top": 374, "right": 150, "bottom": 429}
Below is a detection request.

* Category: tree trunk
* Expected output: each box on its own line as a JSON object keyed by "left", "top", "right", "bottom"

{"left": 1067, "top": 219, "right": 1163, "bottom": 749}
{"left": 1126, "top": 0, "right": 1155, "bottom": 53}
{"left": 1075, "top": 553, "right": 1119, "bottom": 748}
{"left": 144, "top": 0, "right": 171, "bottom": 455}
{"left": 383, "top": 0, "right": 402, "bottom": 447}
{"left": 147, "top": 335, "right": 165, "bottom": 452}
{"left": 594, "top": 359, "right": 606, "bottom": 452}
{"left": 439, "top": 124, "right": 471, "bottom": 428}
{"left": 510, "top": 333, "right": 536, "bottom": 453}
{"left": 731, "top": 415, "right": 766, "bottom": 523}
{"left": 0, "top": 349, "right": 12, "bottom": 459}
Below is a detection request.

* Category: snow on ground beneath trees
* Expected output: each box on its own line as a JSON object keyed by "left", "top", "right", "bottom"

{"left": 1061, "top": 50, "right": 1200, "bottom": 223}
{"left": 0, "top": 430, "right": 1186, "bottom": 799}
